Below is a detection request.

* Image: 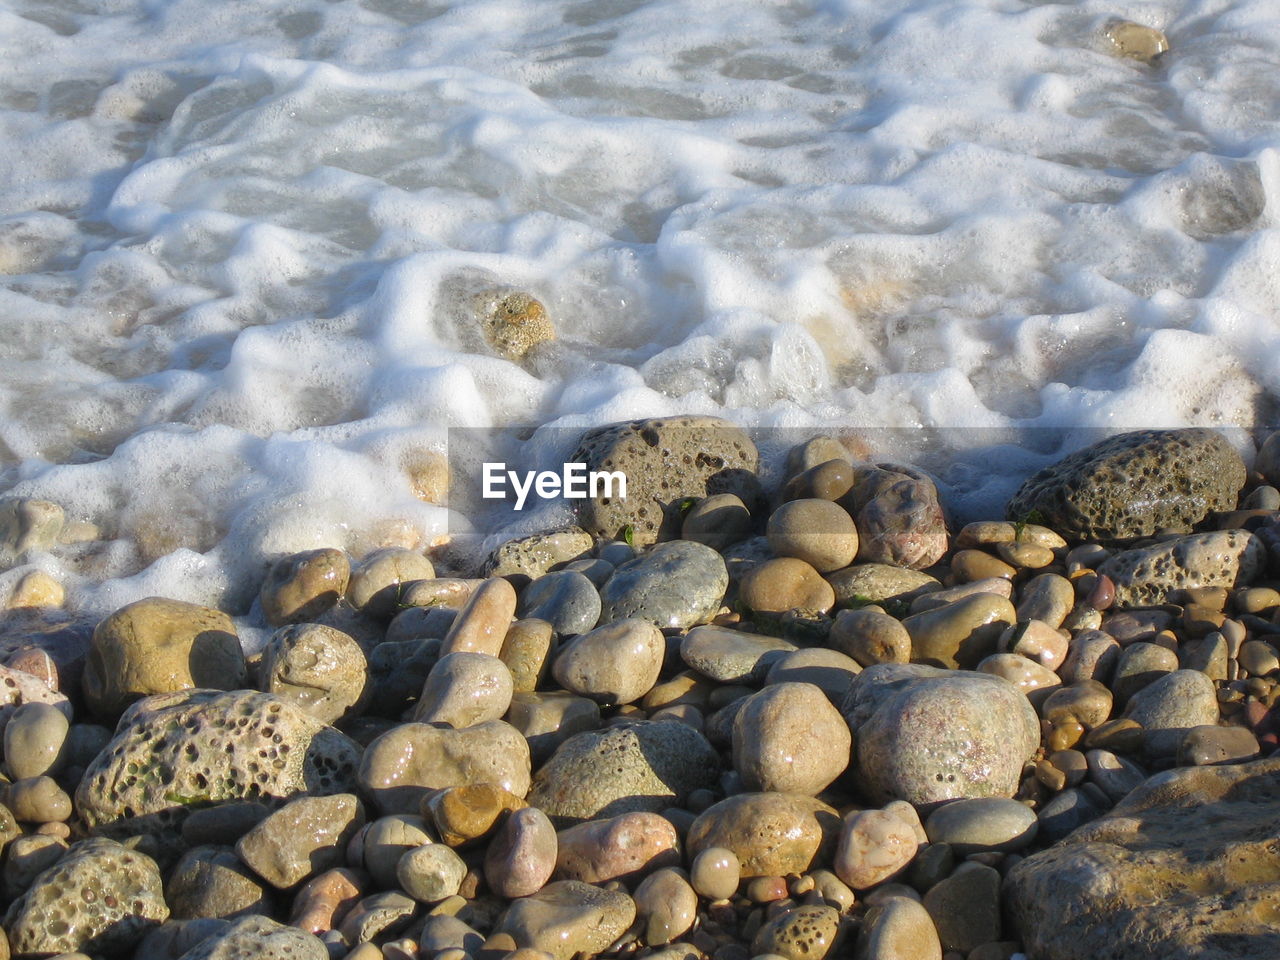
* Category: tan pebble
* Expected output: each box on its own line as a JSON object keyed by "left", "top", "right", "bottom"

{"left": 834, "top": 809, "right": 919, "bottom": 890}
{"left": 4, "top": 776, "right": 71, "bottom": 823}
{"left": 863, "top": 882, "right": 921, "bottom": 907}
{"left": 425, "top": 782, "right": 526, "bottom": 848}
{"left": 909, "top": 578, "right": 1013, "bottom": 614}
{"left": 995, "top": 541, "right": 1054, "bottom": 569}
{"left": 751, "top": 904, "right": 840, "bottom": 960}
{"left": 1047, "top": 719, "right": 1085, "bottom": 752}
{"left": 3, "top": 702, "right": 69, "bottom": 781}
{"left": 489, "top": 880, "right": 635, "bottom": 960}
{"left": 1059, "top": 629, "right": 1120, "bottom": 685}
{"left": 401, "top": 578, "right": 477, "bottom": 609}
{"left": 633, "top": 867, "right": 698, "bottom": 946}
{"left": 786, "top": 459, "right": 856, "bottom": 502}
{"left": 767, "top": 499, "right": 859, "bottom": 573}
{"left": 1016, "top": 573, "right": 1074, "bottom": 629}
{"left": 6, "top": 572, "right": 62, "bottom": 610}
{"left": 902, "top": 594, "right": 1016, "bottom": 669}
{"left": 260, "top": 547, "right": 350, "bottom": 626}
{"left": 440, "top": 578, "right": 518, "bottom": 658}
{"left": 642, "top": 671, "right": 714, "bottom": 711}
{"left": 499, "top": 619, "right": 554, "bottom": 693}
{"left": 975, "top": 654, "right": 1061, "bottom": 703}
{"left": 1034, "top": 759, "right": 1067, "bottom": 792}
{"left": 746, "top": 876, "right": 790, "bottom": 903}
{"left": 1041, "top": 680, "right": 1113, "bottom": 728}
{"left": 687, "top": 793, "right": 840, "bottom": 879}
{"left": 949, "top": 550, "right": 1015, "bottom": 583}
{"left": 404, "top": 448, "right": 450, "bottom": 504}
{"left": 856, "top": 895, "right": 942, "bottom": 960}
{"left": 682, "top": 494, "right": 753, "bottom": 552}
{"left": 787, "top": 436, "right": 856, "bottom": 476}
{"left": 882, "top": 799, "right": 927, "bottom": 844}
{"left": 1239, "top": 640, "right": 1280, "bottom": 677}
{"left": 413, "top": 652, "right": 514, "bottom": 728}
{"left": 739, "top": 558, "right": 835, "bottom": 615}
{"left": 1083, "top": 718, "right": 1144, "bottom": 753}
{"left": 505, "top": 690, "right": 601, "bottom": 764}
{"left": 397, "top": 842, "right": 468, "bottom": 903}
{"left": 829, "top": 608, "right": 911, "bottom": 667}
{"left": 3, "top": 650, "right": 58, "bottom": 691}
{"left": 555, "top": 812, "right": 680, "bottom": 885}
{"left": 346, "top": 547, "right": 435, "bottom": 619}
{"left": 808, "top": 869, "right": 855, "bottom": 912}
{"left": 339, "top": 890, "right": 417, "bottom": 946}
{"left": 260, "top": 622, "right": 370, "bottom": 724}
{"left": 1235, "top": 587, "right": 1280, "bottom": 615}
{"left": 551, "top": 618, "right": 664, "bottom": 706}
{"left": 484, "top": 805, "right": 557, "bottom": 899}
{"left": 765, "top": 648, "right": 861, "bottom": 702}
{"left": 732, "top": 682, "right": 851, "bottom": 795}
{"left": 955, "top": 521, "right": 1065, "bottom": 550}
{"left": 382, "top": 940, "right": 419, "bottom": 960}
{"left": 690, "top": 846, "right": 741, "bottom": 901}
{"left": 1000, "top": 620, "right": 1069, "bottom": 671}
{"left": 361, "top": 814, "right": 435, "bottom": 888}
{"left": 236, "top": 793, "right": 365, "bottom": 889}
{"left": 290, "top": 867, "right": 365, "bottom": 934}
{"left": 342, "top": 942, "right": 382, "bottom": 960}
{"left": 1104, "top": 19, "right": 1169, "bottom": 63}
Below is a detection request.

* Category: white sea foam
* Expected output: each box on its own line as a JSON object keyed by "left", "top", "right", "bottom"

{"left": 0, "top": 0, "right": 1278, "bottom": 615}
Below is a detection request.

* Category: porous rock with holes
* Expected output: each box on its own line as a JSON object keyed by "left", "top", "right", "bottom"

{"left": 571, "top": 415, "right": 762, "bottom": 546}
{"left": 1006, "top": 428, "right": 1246, "bottom": 540}
{"left": 172, "top": 914, "right": 329, "bottom": 959}
{"left": 3, "top": 836, "right": 168, "bottom": 957}
{"left": 74, "top": 689, "right": 361, "bottom": 854}
{"left": 1098, "top": 530, "right": 1265, "bottom": 606}
{"left": 0, "top": 662, "right": 71, "bottom": 738}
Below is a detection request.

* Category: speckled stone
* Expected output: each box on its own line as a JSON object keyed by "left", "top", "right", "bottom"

{"left": 751, "top": 904, "right": 841, "bottom": 960}
{"left": 171, "top": 915, "right": 327, "bottom": 960}
{"left": 572, "top": 416, "right": 760, "bottom": 547}
{"left": 555, "top": 812, "right": 681, "bottom": 884}
{"left": 396, "top": 843, "right": 467, "bottom": 903}
{"left": 686, "top": 793, "right": 841, "bottom": 878}
{"left": 527, "top": 720, "right": 720, "bottom": 823}
{"left": 598, "top": 541, "right": 728, "bottom": 630}
{"left": 732, "top": 683, "right": 851, "bottom": 795}
{"left": 484, "top": 805, "right": 558, "bottom": 899}
{"left": 551, "top": 619, "right": 665, "bottom": 706}
{"left": 3, "top": 837, "right": 168, "bottom": 957}
{"left": 517, "top": 571, "right": 601, "bottom": 636}
{"left": 346, "top": 547, "right": 435, "bottom": 619}
{"left": 259, "top": 623, "right": 369, "bottom": 725}
{"left": 492, "top": 880, "right": 636, "bottom": 960}
{"left": 485, "top": 528, "right": 594, "bottom": 585}
{"left": 235, "top": 794, "right": 364, "bottom": 889}
{"left": 680, "top": 625, "right": 796, "bottom": 684}
{"left": 259, "top": 548, "right": 350, "bottom": 627}
{"left": 75, "top": 690, "right": 361, "bottom": 851}
{"left": 478, "top": 290, "right": 554, "bottom": 361}
{"left": 825, "top": 564, "right": 941, "bottom": 608}
{"left": 1007, "top": 429, "right": 1246, "bottom": 541}
{"left": 358, "top": 720, "right": 530, "bottom": 815}
{"left": 1099, "top": 531, "right": 1265, "bottom": 607}
{"left": 1007, "top": 758, "right": 1280, "bottom": 960}
{"left": 842, "top": 664, "right": 1040, "bottom": 807}
{"left": 82, "top": 597, "right": 246, "bottom": 722}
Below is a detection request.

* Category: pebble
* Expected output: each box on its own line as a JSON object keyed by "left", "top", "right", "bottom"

{"left": 682, "top": 494, "right": 754, "bottom": 552}
{"left": 598, "top": 541, "right": 729, "bottom": 629}
{"left": 1082, "top": 717, "right": 1145, "bottom": 754}
{"left": 551, "top": 618, "right": 665, "bottom": 706}
{"left": 785, "top": 459, "right": 854, "bottom": 502}
{"left": 235, "top": 793, "right": 365, "bottom": 889}
{"left": 1111, "top": 641, "right": 1178, "bottom": 706}
{"left": 484, "top": 806, "right": 558, "bottom": 899}
{"left": 833, "top": 809, "right": 919, "bottom": 890}
{"left": 948, "top": 550, "right": 1016, "bottom": 583}
{"left": 788, "top": 436, "right": 855, "bottom": 475}
{"left": 856, "top": 895, "right": 942, "bottom": 960}
{"left": 1177, "top": 724, "right": 1260, "bottom": 766}
{"left": 1041, "top": 680, "right": 1113, "bottom": 729}
{"left": 346, "top": 547, "right": 435, "bottom": 619}
{"left": 440, "top": 578, "right": 518, "bottom": 658}
{"left": 491, "top": 880, "right": 636, "bottom": 960}
{"left": 517, "top": 571, "right": 601, "bottom": 636}
{"left": 680, "top": 625, "right": 796, "bottom": 684}
{"left": 0, "top": 499, "right": 63, "bottom": 563}
{"left": 555, "top": 811, "right": 681, "bottom": 884}
{"left": 1084, "top": 749, "right": 1146, "bottom": 802}
{"left": 1238, "top": 640, "right": 1279, "bottom": 677}
{"left": 901, "top": 594, "right": 1016, "bottom": 669}
{"left": 1016, "top": 573, "right": 1075, "bottom": 628}
{"left": 505, "top": 691, "right": 601, "bottom": 764}
{"left": 2, "top": 834, "right": 67, "bottom": 901}
{"left": 338, "top": 890, "right": 417, "bottom": 946}
{"left": 921, "top": 862, "right": 1002, "bottom": 953}
{"left": 1099, "top": 530, "right": 1264, "bottom": 607}
{"left": 1059, "top": 630, "right": 1120, "bottom": 685}
{"left": 1104, "top": 18, "right": 1169, "bottom": 63}
{"left": 766, "top": 499, "right": 859, "bottom": 573}
{"left": 633, "top": 868, "right": 699, "bottom": 946}
{"left": 259, "top": 623, "right": 369, "bottom": 724}
{"left": 7, "top": 570, "right": 63, "bottom": 609}
{"left": 999, "top": 619, "right": 1068, "bottom": 671}
{"left": 1036, "top": 785, "right": 1111, "bottom": 844}
{"left": 995, "top": 541, "right": 1054, "bottom": 569}
{"left": 526, "top": 720, "right": 720, "bottom": 822}
{"left": 974, "top": 654, "right": 1060, "bottom": 702}
{"left": 289, "top": 868, "right": 364, "bottom": 934}
{"left": 732, "top": 682, "right": 851, "bottom": 795}
{"left": 690, "top": 846, "right": 741, "bottom": 901}
{"left": 358, "top": 720, "right": 531, "bottom": 816}
{"left": 418, "top": 914, "right": 484, "bottom": 955}
{"left": 424, "top": 782, "right": 525, "bottom": 847}
{"left": 909, "top": 578, "right": 1013, "bottom": 614}
{"left": 1179, "top": 631, "right": 1228, "bottom": 682}
{"left": 751, "top": 904, "right": 841, "bottom": 960}
{"left": 82, "top": 597, "right": 246, "bottom": 721}
{"left": 765, "top": 648, "right": 860, "bottom": 702}
{"left": 259, "top": 547, "right": 350, "bottom": 626}
{"left": 826, "top": 563, "right": 942, "bottom": 608}
{"left": 687, "top": 793, "right": 841, "bottom": 878}
{"left": 413, "top": 652, "right": 514, "bottom": 728}
{"left": 486, "top": 528, "right": 594, "bottom": 585}
{"left": 499, "top": 619, "right": 555, "bottom": 692}
{"left": 167, "top": 845, "right": 273, "bottom": 920}
{"left": 739, "top": 558, "right": 836, "bottom": 615}
{"left": 923, "top": 798, "right": 1038, "bottom": 855}
{"left": 643, "top": 671, "right": 714, "bottom": 711}
{"left": 852, "top": 473, "right": 948, "bottom": 570}
{"left": 828, "top": 608, "right": 911, "bottom": 666}
{"left": 1124, "top": 669, "right": 1220, "bottom": 757}
{"left": 397, "top": 843, "right": 468, "bottom": 903}
{"left": 3, "top": 701, "right": 69, "bottom": 781}
{"left": 5, "top": 776, "right": 72, "bottom": 823}
{"left": 399, "top": 578, "right": 476, "bottom": 610}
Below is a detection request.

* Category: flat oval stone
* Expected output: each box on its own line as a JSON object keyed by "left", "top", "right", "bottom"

{"left": 829, "top": 608, "right": 911, "bottom": 667}
{"left": 910, "top": 577, "right": 1013, "bottom": 614}
{"left": 739, "top": 558, "right": 836, "bottom": 615}
{"left": 825, "top": 564, "right": 941, "bottom": 608}
{"left": 633, "top": 867, "right": 698, "bottom": 946}
{"left": 527, "top": 720, "right": 720, "bottom": 823}
{"left": 518, "top": 571, "right": 601, "bottom": 637}
{"left": 168, "top": 844, "right": 274, "bottom": 920}
{"left": 680, "top": 625, "right": 795, "bottom": 684}
{"left": 687, "top": 792, "right": 841, "bottom": 878}
{"left": 924, "top": 798, "right": 1038, "bottom": 855}
{"left": 834, "top": 809, "right": 918, "bottom": 890}
{"left": 359, "top": 720, "right": 531, "bottom": 815}
{"left": 752, "top": 904, "right": 841, "bottom": 960}
{"left": 1059, "top": 630, "right": 1121, "bottom": 686}
{"left": 1178, "top": 724, "right": 1260, "bottom": 767}
{"left": 413, "top": 652, "right": 513, "bottom": 728}
{"left": 551, "top": 618, "right": 664, "bottom": 706}
{"left": 732, "top": 682, "right": 851, "bottom": 795}
{"left": 902, "top": 594, "right": 1016, "bottom": 669}
{"left": 555, "top": 812, "right": 681, "bottom": 884}
{"left": 1017, "top": 573, "right": 1075, "bottom": 629}
{"left": 975, "top": 654, "right": 1061, "bottom": 701}
{"left": 484, "top": 805, "right": 558, "bottom": 899}
{"left": 765, "top": 648, "right": 860, "bottom": 702}
{"left": 492, "top": 880, "right": 636, "bottom": 960}
{"left": 599, "top": 541, "right": 728, "bottom": 629}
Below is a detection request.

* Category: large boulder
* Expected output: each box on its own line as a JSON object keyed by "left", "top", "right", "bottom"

{"left": 572, "top": 416, "right": 761, "bottom": 546}
{"left": 1006, "top": 757, "right": 1280, "bottom": 959}
{"left": 1007, "top": 429, "right": 1245, "bottom": 540}
{"left": 75, "top": 690, "right": 361, "bottom": 850}
{"left": 841, "top": 664, "right": 1040, "bottom": 807}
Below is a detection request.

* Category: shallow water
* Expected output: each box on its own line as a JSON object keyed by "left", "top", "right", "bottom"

{"left": 1, "top": 0, "right": 1278, "bottom": 615}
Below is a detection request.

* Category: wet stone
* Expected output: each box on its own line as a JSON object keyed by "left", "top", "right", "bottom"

{"left": 856, "top": 895, "right": 942, "bottom": 960}
{"left": 2, "top": 834, "right": 67, "bottom": 901}
{"left": 829, "top": 608, "right": 911, "bottom": 667}
{"left": 1178, "top": 724, "right": 1261, "bottom": 767}
{"left": 413, "top": 651, "right": 514, "bottom": 728}
{"left": 424, "top": 782, "right": 525, "bottom": 848}
{"left": 485, "top": 528, "right": 595, "bottom": 586}
{"left": 484, "top": 805, "right": 558, "bottom": 899}
{"left": 168, "top": 846, "right": 274, "bottom": 920}
{"left": 505, "top": 690, "right": 601, "bottom": 764}
{"left": 732, "top": 682, "right": 851, "bottom": 795}
{"left": 1085, "top": 750, "right": 1148, "bottom": 803}
{"left": 346, "top": 548, "right": 434, "bottom": 619}
{"left": 492, "top": 880, "right": 636, "bottom": 960}
{"left": 826, "top": 563, "right": 941, "bottom": 608}
{"left": 259, "top": 623, "right": 369, "bottom": 725}
{"left": 517, "top": 571, "right": 601, "bottom": 637}
{"left": 1099, "top": 531, "right": 1264, "bottom": 608}
{"left": 765, "top": 648, "right": 860, "bottom": 702}
{"left": 923, "top": 798, "right": 1038, "bottom": 855}
{"left": 680, "top": 625, "right": 796, "bottom": 684}
{"left": 852, "top": 473, "right": 948, "bottom": 570}
{"left": 259, "top": 548, "right": 350, "bottom": 627}
{"left": 1104, "top": 19, "right": 1169, "bottom": 63}
{"left": 834, "top": 808, "right": 918, "bottom": 891}
{"left": 1111, "top": 642, "right": 1178, "bottom": 706}
{"left": 901, "top": 594, "right": 1016, "bottom": 670}
{"left": 337, "top": 891, "right": 417, "bottom": 946}
{"left": 690, "top": 846, "right": 740, "bottom": 901}
{"left": 1036, "top": 786, "right": 1111, "bottom": 845}
{"left": 4, "top": 700, "right": 69, "bottom": 781}
{"left": 739, "top": 557, "right": 835, "bottom": 615}
{"left": 767, "top": 499, "right": 859, "bottom": 573}
{"left": 682, "top": 494, "right": 753, "bottom": 552}
{"left": 751, "top": 904, "right": 841, "bottom": 960}
{"left": 360, "top": 814, "right": 434, "bottom": 890}
{"left": 235, "top": 793, "right": 365, "bottom": 890}
{"left": 633, "top": 867, "right": 698, "bottom": 946}
{"left": 555, "top": 811, "right": 681, "bottom": 885}
{"left": 687, "top": 792, "right": 841, "bottom": 879}
{"left": 1124, "top": 670, "right": 1219, "bottom": 758}
{"left": 598, "top": 541, "right": 728, "bottom": 630}
{"left": 551, "top": 618, "right": 665, "bottom": 706}
{"left": 440, "top": 578, "right": 518, "bottom": 658}
{"left": 499, "top": 619, "right": 555, "bottom": 693}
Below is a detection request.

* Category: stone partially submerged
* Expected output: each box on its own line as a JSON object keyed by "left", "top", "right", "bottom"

{"left": 1006, "top": 757, "right": 1280, "bottom": 959}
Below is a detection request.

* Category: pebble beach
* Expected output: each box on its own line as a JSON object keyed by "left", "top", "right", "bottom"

{"left": 1, "top": 422, "right": 1280, "bottom": 959}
